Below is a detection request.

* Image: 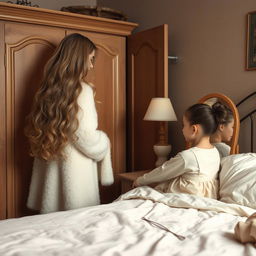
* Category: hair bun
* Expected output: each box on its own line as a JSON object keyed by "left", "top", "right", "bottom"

{"left": 212, "top": 101, "right": 233, "bottom": 125}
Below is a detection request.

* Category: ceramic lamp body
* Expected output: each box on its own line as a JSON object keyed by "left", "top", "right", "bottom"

{"left": 153, "top": 144, "right": 172, "bottom": 167}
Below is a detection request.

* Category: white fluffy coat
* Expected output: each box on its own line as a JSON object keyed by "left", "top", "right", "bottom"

{"left": 27, "top": 83, "right": 113, "bottom": 214}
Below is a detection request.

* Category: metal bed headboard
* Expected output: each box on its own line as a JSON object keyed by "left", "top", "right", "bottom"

{"left": 236, "top": 91, "right": 256, "bottom": 152}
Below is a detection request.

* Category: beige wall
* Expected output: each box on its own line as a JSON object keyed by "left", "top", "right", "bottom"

{"left": 100, "top": 0, "right": 256, "bottom": 154}
{"left": 1, "top": 0, "right": 96, "bottom": 10}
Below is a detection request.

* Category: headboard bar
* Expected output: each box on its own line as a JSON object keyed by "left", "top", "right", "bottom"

{"left": 236, "top": 91, "right": 256, "bottom": 152}
{"left": 240, "top": 109, "right": 256, "bottom": 122}
{"left": 236, "top": 91, "right": 256, "bottom": 107}
{"left": 250, "top": 116, "right": 254, "bottom": 152}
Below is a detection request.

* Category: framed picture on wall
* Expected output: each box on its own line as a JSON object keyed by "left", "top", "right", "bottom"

{"left": 246, "top": 11, "right": 256, "bottom": 70}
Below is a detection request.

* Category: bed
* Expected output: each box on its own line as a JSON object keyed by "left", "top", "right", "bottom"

{"left": 0, "top": 92, "right": 255, "bottom": 255}
{"left": 0, "top": 186, "right": 255, "bottom": 256}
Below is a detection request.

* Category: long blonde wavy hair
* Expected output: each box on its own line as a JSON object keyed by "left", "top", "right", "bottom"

{"left": 25, "top": 33, "right": 96, "bottom": 161}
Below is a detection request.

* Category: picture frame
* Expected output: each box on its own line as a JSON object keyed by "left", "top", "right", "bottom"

{"left": 246, "top": 11, "right": 256, "bottom": 70}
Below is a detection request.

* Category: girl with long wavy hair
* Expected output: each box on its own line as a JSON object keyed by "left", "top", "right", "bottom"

{"left": 26, "top": 33, "right": 113, "bottom": 214}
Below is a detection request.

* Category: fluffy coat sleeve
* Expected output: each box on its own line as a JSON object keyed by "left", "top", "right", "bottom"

{"left": 73, "top": 83, "right": 114, "bottom": 185}
{"left": 73, "top": 84, "right": 108, "bottom": 161}
{"left": 136, "top": 154, "right": 186, "bottom": 186}
{"left": 98, "top": 146, "right": 114, "bottom": 186}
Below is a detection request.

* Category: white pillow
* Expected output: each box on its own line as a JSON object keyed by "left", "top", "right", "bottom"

{"left": 219, "top": 153, "right": 256, "bottom": 209}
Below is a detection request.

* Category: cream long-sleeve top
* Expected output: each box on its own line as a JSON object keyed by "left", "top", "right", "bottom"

{"left": 136, "top": 147, "right": 221, "bottom": 198}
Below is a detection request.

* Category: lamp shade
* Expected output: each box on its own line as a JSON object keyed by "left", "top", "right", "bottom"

{"left": 144, "top": 97, "right": 177, "bottom": 121}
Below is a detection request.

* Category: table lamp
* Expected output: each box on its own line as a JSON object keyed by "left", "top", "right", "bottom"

{"left": 144, "top": 97, "right": 177, "bottom": 167}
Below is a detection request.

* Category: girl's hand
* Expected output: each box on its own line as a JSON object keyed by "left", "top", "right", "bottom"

{"left": 132, "top": 180, "right": 140, "bottom": 188}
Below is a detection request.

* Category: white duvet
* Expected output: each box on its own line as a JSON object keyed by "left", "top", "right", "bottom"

{"left": 0, "top": 187, "right": 255, "bottom": 256}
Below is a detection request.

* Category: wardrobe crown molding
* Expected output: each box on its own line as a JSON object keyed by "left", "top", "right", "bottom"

{"left": 0, "top": 2, "right": 138, "bottom": 36}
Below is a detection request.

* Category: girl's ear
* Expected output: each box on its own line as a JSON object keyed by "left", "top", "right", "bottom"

{"left": 219, "top": 124, "right": 224, "bottom": 132}
{"left": 192, "top": 124, "right": 198, "bottom": 135}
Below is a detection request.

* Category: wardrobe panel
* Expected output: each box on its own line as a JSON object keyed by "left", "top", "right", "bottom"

{"left": 5, "top": 22, "right": 65, "bottom": 218}
{"left": 0, "top": 22, "right": 6, "bottom": 220}
{"left": 67, "top": 30, "right": 126, "bottom": 203}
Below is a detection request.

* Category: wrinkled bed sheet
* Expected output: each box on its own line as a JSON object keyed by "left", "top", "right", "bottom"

{"left": 0, "top": 187, "right": 255, "bottom": 256}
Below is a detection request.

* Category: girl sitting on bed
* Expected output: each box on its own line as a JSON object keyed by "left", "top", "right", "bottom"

{"left": 210, "top": 102, "right": 234, "bottom": 158}
{"left": 133, "top": 103, "right": 221, "bottom": 199}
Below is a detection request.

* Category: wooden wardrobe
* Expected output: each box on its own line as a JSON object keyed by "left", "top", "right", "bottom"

{"left": 0, "top": 3, "right": 169, "bottom": 220}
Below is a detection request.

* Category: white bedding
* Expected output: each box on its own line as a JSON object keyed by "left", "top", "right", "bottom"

{"left": 0, "top": 187, "right": 255, "bottom": 256}
{"left": 220, "top": 153, "right": 256, "bottom": 209}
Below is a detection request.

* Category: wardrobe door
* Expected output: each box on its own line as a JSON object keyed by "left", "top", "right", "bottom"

{"left": 66, "top": 30, "right": 126, "bottom": 203}
{"left": 127, "top": 24, "right": 169, "bottom": 171}
{"left": 4, "top": 22, "right": 65, "bottom": 218}
{"left": 0, "top": 22, "right": 6, "bottom": 220}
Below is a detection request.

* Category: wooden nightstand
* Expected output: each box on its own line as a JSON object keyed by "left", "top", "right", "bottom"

{"left": 118, "top": 170, "right": 149, "bottom": 194}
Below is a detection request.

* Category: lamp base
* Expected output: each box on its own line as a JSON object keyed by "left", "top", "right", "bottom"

{"left": 153, "top": 144, "right": 172, "bottom": 167}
